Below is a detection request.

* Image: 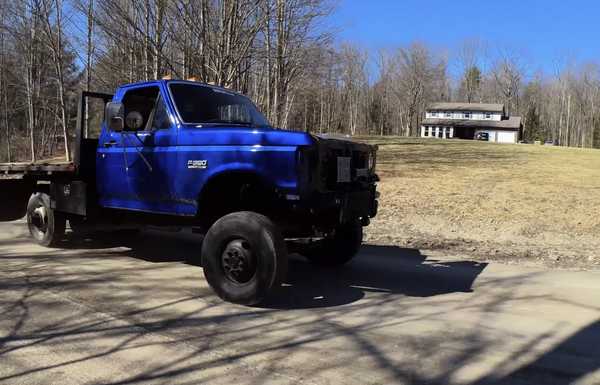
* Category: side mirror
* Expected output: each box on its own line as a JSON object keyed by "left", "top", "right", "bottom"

{"left": 105, "top": 102, "right": 124, "bottom": 132}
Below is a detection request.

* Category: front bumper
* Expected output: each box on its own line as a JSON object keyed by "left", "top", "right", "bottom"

{"left": 313, "top": 189, "right": 377, "bottom": 220}
{"left": 292, "top": 182, "right": 378, "bottom": 228}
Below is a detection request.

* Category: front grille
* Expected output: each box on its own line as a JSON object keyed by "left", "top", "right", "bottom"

{"left": 324, "top": 148, "right": 370, "bottom": 189}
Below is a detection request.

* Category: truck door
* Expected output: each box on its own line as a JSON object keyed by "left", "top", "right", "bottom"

{"left": 127, "top": 87, "right": 178, "bottom": 213}
{"left": 97, "top": 85, "right": 178, "bottom": 213}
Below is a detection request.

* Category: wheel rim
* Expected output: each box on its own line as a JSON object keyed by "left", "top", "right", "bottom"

{"left": 29, "top": 204, "right": 48, "bottom": 239}
{"left": 221, "top": 239, "right": 256, "bottom": 285}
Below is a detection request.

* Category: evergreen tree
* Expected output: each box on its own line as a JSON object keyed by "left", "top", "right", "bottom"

{"left": 459, "top": 66, "right": 481, "bottom": 103}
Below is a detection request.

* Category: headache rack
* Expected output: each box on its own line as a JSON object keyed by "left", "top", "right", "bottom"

{"left": 0, "top": 91, "right": 113, "bottom": 181}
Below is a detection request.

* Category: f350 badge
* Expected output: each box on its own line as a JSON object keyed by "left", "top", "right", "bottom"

{"left": 187, "top": 160, "right": 208, "bottom": 169}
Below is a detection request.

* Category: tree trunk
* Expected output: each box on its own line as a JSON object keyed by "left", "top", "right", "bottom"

{"left": 42, "top": 0, "right": 70, "bottom": 161}
{"left": 154, "top": 0, "right": 164, "bottom": 79}
{"left": 26, "top": 8, "right": 37, "bottom": 163}
{"left": 85, "top": 0, "right": 94, "bottom": 138}
{"left": 0, "top": 24, "right": 8, "bottom": 162}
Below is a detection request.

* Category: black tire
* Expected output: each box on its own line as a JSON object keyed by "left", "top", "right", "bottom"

{"left": 201, "top": 211, "right": 288, "bottom": 305}
{"left": 301, "top": 222, "right": 363, "bottom": 267}
{"left": 27, "top": 193, "right": 66, "bottom": 247}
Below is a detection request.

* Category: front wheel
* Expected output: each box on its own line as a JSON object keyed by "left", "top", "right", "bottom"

{"left": 201, "top": 211, "right": 288, "bottom": 305}
{"left": 27, "top": 193, "right": 66, "bottom": 247}
{"left": 300, "top": 222, "right": 363, "bottom": 267}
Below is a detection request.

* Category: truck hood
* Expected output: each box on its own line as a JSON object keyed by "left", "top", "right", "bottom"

{"left": 177, "top": 124, "right": 376, "bottom": 152}
{"left": 311, "top": 133, "right": 377, "bottom": 153}
{"left": 178, "top": 125, "right": 316, "bottom": 147}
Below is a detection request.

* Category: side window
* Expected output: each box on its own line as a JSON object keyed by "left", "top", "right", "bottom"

{"left": 149, "top": 94, "right": 171, "bottom": 131}
{"left": 121, "top": 86, "right": 159, "bottom": 131}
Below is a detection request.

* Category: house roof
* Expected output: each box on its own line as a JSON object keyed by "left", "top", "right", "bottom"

{"left": 422, "top": 116, "right": 522, "bottom": 131}
{"left": 428, "top": 103, "right": 505, "bottom": 113}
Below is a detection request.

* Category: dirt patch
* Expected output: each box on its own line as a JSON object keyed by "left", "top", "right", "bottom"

{"left": 359, "top": 137, "right": 600, "bottom": 269}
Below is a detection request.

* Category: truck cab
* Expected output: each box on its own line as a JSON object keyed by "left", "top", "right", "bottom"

{"left": 98, "top": 80, "right": 313, "bottom": 219}
{"left": 0, "top": 79, "right": 379, "bottom": 305}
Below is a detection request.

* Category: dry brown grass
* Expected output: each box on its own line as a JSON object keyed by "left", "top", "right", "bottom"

{"left": 359, "top": 137, "right": 600, "bottom": 268}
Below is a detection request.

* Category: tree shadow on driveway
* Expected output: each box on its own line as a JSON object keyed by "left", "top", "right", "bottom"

{"left": 38, "top": 231, "right": 488, "bottom": 309}
{"left": 6, "top": 225, "right": 599, "bottom": 385}
{"left": 58, "top": 230, "right": 204, "bottom": 264}
{"left": 265, "top": 245, "right": 487, "bottom": 309}
{"left": 474, "top": 320, "right": 600, "bottom": 385}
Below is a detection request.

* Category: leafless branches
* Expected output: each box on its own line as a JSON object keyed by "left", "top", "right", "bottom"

{"left": 1, "top": 1, "right": 600, "bottom": 162}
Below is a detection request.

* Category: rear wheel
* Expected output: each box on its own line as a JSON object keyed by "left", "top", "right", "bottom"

{"left": 27, "top": 193, "right": 66, "bottom": 247}
{"left": 300, "top": 222, "right": 363, "bottom": 267}
{"left": 201, "top": 211, "right": 288, "bottom": 305}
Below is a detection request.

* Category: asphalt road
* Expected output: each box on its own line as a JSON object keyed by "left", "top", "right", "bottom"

{"left": 0, "top": 220, "right": 599, "bottom": 385}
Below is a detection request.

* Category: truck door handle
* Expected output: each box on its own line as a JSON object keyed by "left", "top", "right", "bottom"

{"left": 104, "top": 140, "right": 117, "bottom": 148}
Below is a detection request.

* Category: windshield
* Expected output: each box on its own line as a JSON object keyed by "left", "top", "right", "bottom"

{"left": 168, "top": 83, "right": 271, "bottom": 128}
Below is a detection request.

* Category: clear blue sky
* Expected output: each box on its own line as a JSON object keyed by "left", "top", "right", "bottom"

{"left": 328, "top": 0, "right": 598, "bottom": 77}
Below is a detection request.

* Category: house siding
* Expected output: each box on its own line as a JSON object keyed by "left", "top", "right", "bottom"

{"left": 425, "top": 111, "right": 502, "bottom": 121}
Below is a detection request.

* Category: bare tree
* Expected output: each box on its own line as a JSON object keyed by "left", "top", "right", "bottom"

{"left": 456, "top": 38, "right": 485, "bottom": 103}
{"left": 391, "top": 43, "right": 447, "bottom": 136}
{"left": 4, "top": 0, "right": 600, "bottom": 160}
{"left": 489, "top": 50, "right": 525, "bottom": 115}
{"left": 0, "top": 0, "right": 10, "bottom": 161}
{"left": 41, "top": 0, "right": 70, "bottom": 161}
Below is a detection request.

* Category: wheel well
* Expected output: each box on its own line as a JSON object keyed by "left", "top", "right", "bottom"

{"left": 197, "top": 172, "right": 277, "bottom": 228}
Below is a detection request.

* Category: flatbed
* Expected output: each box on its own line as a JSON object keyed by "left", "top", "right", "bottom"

{"left": 0, "top": 161, "right": 75, "bottom": 177}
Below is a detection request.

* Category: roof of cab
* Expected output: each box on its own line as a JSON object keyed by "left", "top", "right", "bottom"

{"left": 118, "top": 79, "right": 243, "bottom": 96}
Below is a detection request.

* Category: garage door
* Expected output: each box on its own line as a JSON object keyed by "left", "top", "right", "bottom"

{"left": 496, "top": 131, "right": 516, "bottom": 143}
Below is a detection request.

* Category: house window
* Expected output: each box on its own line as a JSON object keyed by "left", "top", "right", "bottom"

{"left": 464, "top": 112, "right": 471, "bottom": 119}
{"left": 423, "top": 127, "right": 429, "bottom": 137}
{"left": 485, "top": 113, "right": 491, "bottom": 119}
{"left": 430, "top": 112, "right": 437, "bottom": 117}
{"left": 445, "top": 112, "right": 452, "bottom": 118}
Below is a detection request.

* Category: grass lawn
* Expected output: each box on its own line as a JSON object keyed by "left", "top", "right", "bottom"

{"left": 358, "top": 137, "right": 600, "bottom": 268}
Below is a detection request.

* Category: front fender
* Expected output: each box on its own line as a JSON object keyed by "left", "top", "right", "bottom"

{"left": 175, "top": 145, "right": 299, "bottom": 215}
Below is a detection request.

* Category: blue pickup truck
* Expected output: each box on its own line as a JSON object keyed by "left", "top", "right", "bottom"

{"left": 0, "top": 79, "right": 379, "bottom": 304}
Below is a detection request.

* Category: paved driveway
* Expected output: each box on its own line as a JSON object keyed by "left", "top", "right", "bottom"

{"left": 0, "top": 221, "right": 599, "bottom": 384}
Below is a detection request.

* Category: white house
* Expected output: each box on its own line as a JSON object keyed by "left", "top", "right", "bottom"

{"left": 421, "top": 103, "right": 522, "bottom": 143}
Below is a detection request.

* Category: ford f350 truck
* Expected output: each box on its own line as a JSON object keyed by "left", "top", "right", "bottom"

{"left": 0, "top": 80, "right": 378, "bottom": 305}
